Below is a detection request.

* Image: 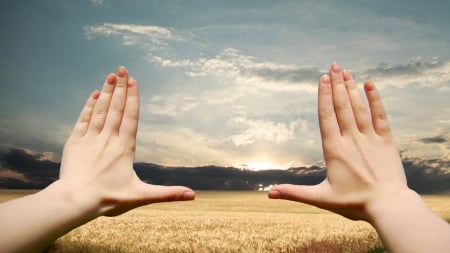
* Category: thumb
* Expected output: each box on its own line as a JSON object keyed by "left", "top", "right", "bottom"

{"left": 268, "top": 183, "right": 327, "bottom": 207}
{"left": 137, "top": 182, "right": 196, "bottom": 204}
{"left": 102, "top": 183, "right": 195, "bottom": 217}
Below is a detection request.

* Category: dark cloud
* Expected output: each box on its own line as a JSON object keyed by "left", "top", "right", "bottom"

{"left": 403, "top": 157, "right": 450, "bottom": 194}
{"left": 134, "top": 163, "right": 326, "bottom": 190}
{"left": 247, "top": 66, "right": 322, "bottom": 85}
{"left": 0, "top": 148, "right": 325, "bottom": 190}
{"left": 360, "top": 58, "right": 447, "bottom": 79}
{"left": 0, "top": 148, "right": 59, "bottom": 189}
{"left": 244, "top": 58, "right": 449, "bottom": 88}
{"left": 1, "top": 148, "right": 449, "bottom": 193}
{"left": 418, "top": 136, "right": 447, "bottom": 144}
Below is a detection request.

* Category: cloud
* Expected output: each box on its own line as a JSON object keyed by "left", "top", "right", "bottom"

{"left": 83, "top": 23, "right": 178, "bottom": 50}
{"left": 146, "top": 53, "right": 450, "bottom": 166}
{"left": 151, "top": 48, "right": 320, "bottom": 93}
{"left": 402, "top": 157, "right": 450, "bottom": 194}
{"left": 200, "top": 87, "right": 245, "bottom": 105}
{"left": 356, "top": 58, "right": 450, "bottom": 89}
{"left": 1, "top": 147, "right": 448, "bottom": 193}
{"left": 227, "top": 117, "right": 305, "bottom": 146}
{"left": 0, "top": 148, "right": 59, "bottom": 189}
{"left": 84, "top": 22, "right": 449, "bottom": 92}
{"left": 418, "top": 136, "right": 447, "bottom": 144}
{"left": 91, "top": 0, "right": 108, "bottom": 7}
{"left": 0, "top": 147, "right": 324, "bottom": 190}
{"left": 135, "top": 126, "right": 232, "bottom": 166}
{"left": 147, "top": 94, "right": 199, "bottom": 117}
{"left": 85, "top": 22, "right": 322, "bottom": 92}
{"left": 82, "top": 21, "right": 450, "bottom": 167}
{"left": 0, "top": 117, "right": 68, "bottom": 161}
{"left": 135, "top": 163, "right": 326, "bottom": 190}
{"left": 0, "top": 168, "right": 28, "bottom": 182}
{"left": 400, "top": 136, "right": 450, "bottom": 161}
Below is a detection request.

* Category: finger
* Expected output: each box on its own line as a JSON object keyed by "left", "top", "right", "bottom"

{"left": 70, "top": 90, "right": 100, "bottom": 139}
{"left": 102, "top": 184, "right": 195, "bottom": 217}
{"left": 330, "top": 63, "right": 358, "bottom": 134}
{"left": 342, "top": 70, "right": 372, "bottom": 133}
{"left": 88, "top": 73, "right": 117, "bottom": 134}
{"left": 104, "top": 66, "right": 128, "bottom": 135}
{"left": 364, "top": 81, "right": 391, "bottom": 137}
{"left": 318, "top": 74, "right": 340, "bottom": 142}
{"left": 119, "top": 77, "right": 140, "bottom": 141}
{"left": 268, "top": 183, "right": 325, "bottom": 207}
{"left": 137, "top": 183, "right": 195, "bottom": 204}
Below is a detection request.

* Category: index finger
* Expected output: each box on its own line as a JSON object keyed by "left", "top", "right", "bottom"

{"left": 318, "top": 74, "right": 340, "bottom": 142}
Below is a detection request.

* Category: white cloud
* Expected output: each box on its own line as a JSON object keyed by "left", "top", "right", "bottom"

{"left": 227, "top": 117, "right": 305, "bottom": 146}
{"left": 147, "top": 94, "right": 199, "bottom": 117}
{"left": 136, "top": 126, "right": 231, "bottom": 166}
{"left": 201, "top": 87, "right": 244, "bottom": 105}
{"left": 82, "top": 21, "right": 450, "bottom": 167}
{"left": 84, "top": 23, "right": 320, "bottom": 92}
{"left": 151, "top": 48, "right": 248, "bottom": 78}
{"left": 91, "top": 0, "right": 107, "bottom": 7}
{"left": 151, "top": 48, "right": 319, "bottom": 93}
{"left": 83, "top": 23, "right": 178, "bottom": 50}
{"left": 152, "top": 57, "right": 195, "bottom": 68}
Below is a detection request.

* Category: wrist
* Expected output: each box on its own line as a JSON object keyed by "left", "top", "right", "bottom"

{"left": 0, "top": 180, "right": 103, "bottom": 253}
{"left": 363, "top": 185, "right": 450, "bottom": 252}
{"left": 365, "top": 185, "right": 421, "bottom": 225}
{"left": 45, "top": 180, "right": 102, "bottom": 220}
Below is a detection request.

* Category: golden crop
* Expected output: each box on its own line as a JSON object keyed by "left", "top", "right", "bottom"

{"left": 1, "top": 191, "right": 449, "bottom": 253}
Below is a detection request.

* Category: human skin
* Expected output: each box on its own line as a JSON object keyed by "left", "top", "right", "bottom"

{"left": 268, "top": 63, "right": 450, "bottom": 252}
{"left": 0, "top": 67, "right": 195, "bottom": 253}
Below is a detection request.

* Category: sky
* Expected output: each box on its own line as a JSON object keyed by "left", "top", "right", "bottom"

{"left": 0, "top": 0, "right": 449, "bottom": 172}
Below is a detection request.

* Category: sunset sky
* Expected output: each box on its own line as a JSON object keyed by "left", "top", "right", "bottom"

{"left": 1, "top": 0, "right": 449, "bottom": 171}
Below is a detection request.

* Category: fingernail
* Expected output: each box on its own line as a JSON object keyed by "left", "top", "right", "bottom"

{"left": 342, "top": 70, "right": 352, "bottom": 81}
{"left": 268, "top": 190, "right": 282, "bottom": 199}
{"left": 364, "top": 81, "right": 375, "bottom": 92}
{"left": 117, "top": 66, "right": 127, "bottom": 78}
{"left": 331, "top": 63, "right": 341, "bottom": 73}
{"left": 107, "top": 74, "right": 117, "bottom": 85}
{"left": 321, "top": 74, "right": 330, "bottom": 83}
{"left": 92, "top": 90, "right": 100, "bottom": 99}
{"left": 128, "top": 77, "right": 136, "bottom": 87}
{"left": 182, "top": 191, "right": 195, "bottom": 201}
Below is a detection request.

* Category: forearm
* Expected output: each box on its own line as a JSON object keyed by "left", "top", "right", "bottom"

{"left": 0, "top": 181, "right": 99, "bottom": 253}
{"left": 367, "top": 189, "right": 450, "bottom": 253}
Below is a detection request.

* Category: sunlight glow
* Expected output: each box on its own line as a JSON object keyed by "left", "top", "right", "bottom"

{"left": 258, "top": 184, "right": 274, "bottom": 191}
{"left": 235, "top": 161, "right": 286, "bottom": 171}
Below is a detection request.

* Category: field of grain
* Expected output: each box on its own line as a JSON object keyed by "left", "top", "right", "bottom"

{"left": 1, "top": 191, "right": 449, "bottom": 253}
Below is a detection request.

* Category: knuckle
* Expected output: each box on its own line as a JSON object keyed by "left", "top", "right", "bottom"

{"left": 318, "top": 107, "right": 335, "bottom": 119}
{"left": 94, "top": 109, "right": 107, "bottom": 118}
{"left": 354, "top": 103, "right": 368, "bottom": 115}
{"left": 376, "top": 120, "right": 391, "bottom": 133}
{"left": 125, "top": 111, "right": 139, "bottom": 121}
{"left": 375, "top": 112, "right": 387, "bottom": 120}
{"left": 333, "top": 99, "right": 350, "bottom": 111}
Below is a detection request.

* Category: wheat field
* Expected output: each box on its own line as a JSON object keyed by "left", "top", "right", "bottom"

{"left": 1, "top": 191, "right": 449, "bottom": 253}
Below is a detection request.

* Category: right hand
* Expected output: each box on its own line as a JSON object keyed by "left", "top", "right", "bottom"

{"left": 269, "top": 63, "right": 409, "bottom": 221}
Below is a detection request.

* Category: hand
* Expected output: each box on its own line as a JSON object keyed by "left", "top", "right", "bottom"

{"left": 269, "top": 63, "right": 409, "bottom": 221}
{"left": 59, "top": 67, "right": 195, "bottom": 217}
